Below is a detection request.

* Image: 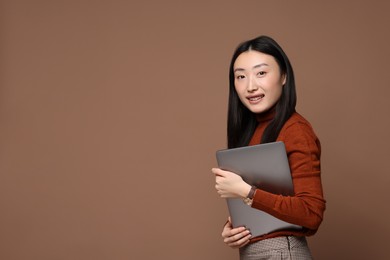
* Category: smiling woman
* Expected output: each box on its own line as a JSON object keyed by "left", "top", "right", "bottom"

{"left": 212, "top": 36, "right": 326, "bottom": 260}
{"left": 233, "top": 51, "right": 285, "bottom": 115}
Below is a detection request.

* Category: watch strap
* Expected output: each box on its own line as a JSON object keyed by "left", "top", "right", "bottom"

{"left": 247, "top": 186, "right": 257, "bottom": 199}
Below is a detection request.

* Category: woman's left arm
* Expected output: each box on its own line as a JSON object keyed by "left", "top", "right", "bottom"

{"left": 251, "top": 121, "right": 326, "bottom": 231}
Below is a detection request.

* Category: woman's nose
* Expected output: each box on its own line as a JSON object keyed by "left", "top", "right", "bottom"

{"left": 247, "top": 77, "right": 258, "bottom": 92}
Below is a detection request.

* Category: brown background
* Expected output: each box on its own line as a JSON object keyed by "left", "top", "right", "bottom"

{"left": 1, "top": 0, "right": 389, "bottom": 259}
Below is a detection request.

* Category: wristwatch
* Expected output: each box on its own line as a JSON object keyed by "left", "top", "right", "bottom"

{"left": 243, "top": 186, "right": 256, "bottom": 206}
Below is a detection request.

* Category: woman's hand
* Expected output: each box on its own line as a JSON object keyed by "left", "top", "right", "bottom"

{"left": 222, "top": 217, "right": 252, "bottom": 248}
{"left": 212, "top": 168, "right": 251, "bottom": 198}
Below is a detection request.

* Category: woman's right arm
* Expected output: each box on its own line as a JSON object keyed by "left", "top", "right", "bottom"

{"left": 222, "top": 217, "right": 252, "bottom": 248}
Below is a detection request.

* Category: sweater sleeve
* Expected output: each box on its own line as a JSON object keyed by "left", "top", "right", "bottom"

{"left": 251, "top": 120, "right": 326, "bottom": 232}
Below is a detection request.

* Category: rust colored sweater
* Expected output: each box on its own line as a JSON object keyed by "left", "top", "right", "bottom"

{"left": 248, "top": 111, "right": 326, "bottom": 242}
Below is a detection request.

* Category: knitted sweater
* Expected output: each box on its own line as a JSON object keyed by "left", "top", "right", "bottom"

{"left": 249, "top": 111, "right": 326, "bottom": 242}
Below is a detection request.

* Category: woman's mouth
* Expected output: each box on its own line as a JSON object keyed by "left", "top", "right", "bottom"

{"left": 247, "top": 94, "right": 265, "bottom": 103}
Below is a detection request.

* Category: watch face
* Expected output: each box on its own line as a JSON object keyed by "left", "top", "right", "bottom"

{"left": 243, "top": 198, "right": 253, "bottom": 206}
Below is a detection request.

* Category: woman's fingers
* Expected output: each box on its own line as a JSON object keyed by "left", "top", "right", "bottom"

{"left": 223, "top": 228, "right": 250, "bottom": 242}
{"left": 222, "top": 224, "right": 252, "bottom": 248}
{"left": 212, "top": 168, "right": 226, "bottom": 177}
{"left": 227, "top": 232, "right": 252, "bottom": 248}
{"left": 224, "top": 229, "right": 251, "bottom": 248}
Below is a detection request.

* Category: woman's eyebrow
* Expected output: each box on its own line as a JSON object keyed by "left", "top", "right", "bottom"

{"left": 234, "top": 63, "right": 269, "bottom": 73}
{"left": 253, "top": 63, "right": 269, "bottom": 69}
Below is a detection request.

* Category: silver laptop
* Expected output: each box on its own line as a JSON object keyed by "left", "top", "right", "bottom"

{"left": 216, "top": 141, "right": 302, "bottom": 237}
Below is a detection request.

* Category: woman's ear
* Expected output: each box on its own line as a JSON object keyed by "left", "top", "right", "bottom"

{"left": 282, "top": 74, "right": 287, "bottom": 86}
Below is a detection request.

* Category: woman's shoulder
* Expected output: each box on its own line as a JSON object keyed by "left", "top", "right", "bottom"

{"left": 279, "top": 112, "right": 318, "bottom": 141}
{"left": 284, "top": 112, "right": 314, "bottom": 130}
{"left": 278, "top": 112, "right": 321, "bottom": 155}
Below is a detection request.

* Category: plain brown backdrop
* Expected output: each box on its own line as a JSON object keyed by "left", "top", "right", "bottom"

{"left": 1, "top": 1, "right": 389, "bottom": 259}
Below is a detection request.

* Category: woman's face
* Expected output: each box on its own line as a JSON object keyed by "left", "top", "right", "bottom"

{"left": 233, "top": 50, "right": 286, "bottom": 114}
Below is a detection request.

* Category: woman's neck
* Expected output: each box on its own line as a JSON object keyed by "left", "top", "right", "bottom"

{"left": 255, "top": 107, "right": 276, "bottom": 123}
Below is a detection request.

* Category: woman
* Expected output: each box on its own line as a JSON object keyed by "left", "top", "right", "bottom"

{"left": 212, "top": 35, "right": 326, "bottom": 259}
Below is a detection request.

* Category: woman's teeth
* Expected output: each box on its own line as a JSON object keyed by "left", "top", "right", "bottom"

{"left": 249, "top": 94, "right": 264, "bottom": 101}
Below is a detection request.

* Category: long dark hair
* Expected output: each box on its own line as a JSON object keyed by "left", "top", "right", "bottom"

{"left": 227, "top": 35, "right": 297, "bottom": 148}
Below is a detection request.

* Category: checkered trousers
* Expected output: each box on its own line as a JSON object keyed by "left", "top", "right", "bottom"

{"left": 239, "top": 236, "right": 313, "bottom": 260}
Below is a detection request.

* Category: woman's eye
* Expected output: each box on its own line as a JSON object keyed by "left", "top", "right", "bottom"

{"left": 257, "top": 71, "right": 266, "bottom": 76}
{"left": 236, "top": 75, "right": 245, "bottom": 79}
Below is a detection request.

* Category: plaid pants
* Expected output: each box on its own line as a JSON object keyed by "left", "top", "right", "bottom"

{"left": 239, "top": 236, "right": 312, "bottom": 260}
